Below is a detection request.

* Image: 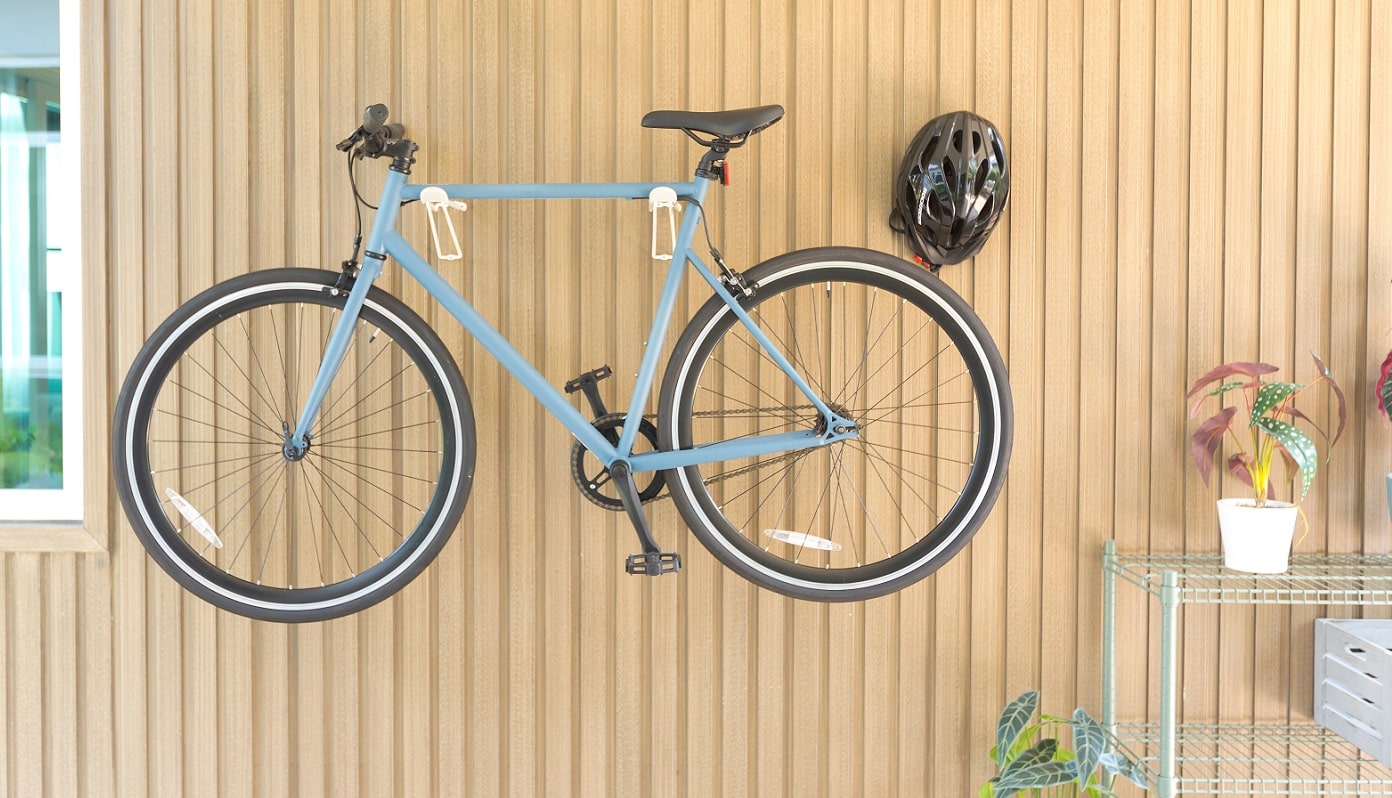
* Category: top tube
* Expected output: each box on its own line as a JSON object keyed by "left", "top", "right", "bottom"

{"left": 399, "top": 181, "right": 706, "bottom": 203}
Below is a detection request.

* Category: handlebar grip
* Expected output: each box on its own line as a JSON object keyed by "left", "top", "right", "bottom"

{"left": 362, "top": 103, "right": 390, "bottom": 135}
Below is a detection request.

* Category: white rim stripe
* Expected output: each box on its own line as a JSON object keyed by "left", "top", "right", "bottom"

{"left": 669, "top": 260, "right": 1005, "bottom": 593}
{"left": 123, "top": 280, "right": 466, "bottom": 614}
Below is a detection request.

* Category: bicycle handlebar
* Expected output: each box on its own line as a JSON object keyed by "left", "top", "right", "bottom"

{"left": 337, "top": 103, "right": 406, "bottom": 156}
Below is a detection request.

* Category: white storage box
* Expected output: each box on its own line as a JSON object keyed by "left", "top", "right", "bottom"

{"left": 1315, "top": 618, "right": 1392, "bottom": 767}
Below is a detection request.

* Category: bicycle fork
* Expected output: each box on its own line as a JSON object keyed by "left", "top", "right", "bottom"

{"left": 284, "top": 167, "right": 411, "bottom": 459}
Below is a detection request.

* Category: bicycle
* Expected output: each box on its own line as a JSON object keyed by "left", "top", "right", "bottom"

{"left": 112, "top": 103, "right": 1014, "bottom": 622}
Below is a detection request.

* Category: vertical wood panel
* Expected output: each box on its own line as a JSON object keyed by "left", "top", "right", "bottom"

{"left": 1370, "top": 0, "right": 1392, "bottom": 553}
{"left": 1185, "top": 0, "right": 1223, "bottom": 733}
{"left": 11, "top": 556, "right": 42, "bottom": 797}
{"left": 1004, "top": 0, "right": 1045, "bottom": 708}
{"left": 44, "top": 556, "right": 78, "bottom": 797}
{"left": 1329, "top": 0, "right": 1371, "bottom": 558}
{"left": 1076, "top": 0, "right": 1117, "bottom": 724}
{"left": 1041, "top": 0, "right": 1083, "bottom": 722}
{"left": 80, "top": 554, "right": 114, "bottom": 796}
{"left": 1218, "top": 0, "right": 1261, "bottom": 742}
{"left": 9, "top": 1, "right": 1389, "bottom": 795}
{"left": 1114, "top": 0, "right": 1155, "bottom": 741}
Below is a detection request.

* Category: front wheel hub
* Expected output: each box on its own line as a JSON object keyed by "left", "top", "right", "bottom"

{"left": 281, "top": 422, "right": 311, "bottom": 461}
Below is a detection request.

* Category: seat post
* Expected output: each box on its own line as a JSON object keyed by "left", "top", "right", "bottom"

{"left": 696, "top": 143, "right": 731, "bottom": 183}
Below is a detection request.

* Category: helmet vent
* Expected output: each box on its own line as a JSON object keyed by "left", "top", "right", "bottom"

{"left": 941, "top": 158, "right": 957, "bottom": 187}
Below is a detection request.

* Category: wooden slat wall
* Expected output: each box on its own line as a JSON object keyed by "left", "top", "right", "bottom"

{"left": 2, "top": 0, "right": 1388, "bottom": 794}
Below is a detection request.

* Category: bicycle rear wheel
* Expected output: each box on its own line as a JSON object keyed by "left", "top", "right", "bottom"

{"left": 113, "top": 268, "right": 475, "bottom": 622}
{"left": 658, "top": 247, "right": 1011, "bottom": 601}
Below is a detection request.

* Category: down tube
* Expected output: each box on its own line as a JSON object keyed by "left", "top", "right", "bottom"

{"left": 383, "top": 231, "right": 622, "bottom": 464}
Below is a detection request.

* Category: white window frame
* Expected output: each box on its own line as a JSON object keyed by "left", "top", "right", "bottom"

{"left": 0, "top": 0, "right": 84, "bottom": 525}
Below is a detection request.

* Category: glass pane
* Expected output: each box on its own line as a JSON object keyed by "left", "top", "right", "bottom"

{"left": 0, "top": 66, "right": 63, "bottom": 489}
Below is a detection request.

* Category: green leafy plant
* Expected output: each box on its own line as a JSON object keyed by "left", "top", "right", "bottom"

{"left": 1188, "top": 355, "right": 1346, "bottom": 506}
{"left": 0, "top": 416, "right": 35, "bottom": 489}
{"left": 980, "top": 690, "right": 1148, "bottom": 797}
{"left": 0, "top": 416, "right": 33, "bottom": 454}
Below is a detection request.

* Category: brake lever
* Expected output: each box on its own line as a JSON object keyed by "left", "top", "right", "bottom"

{"left": 336, "top": 128, "right": 365, "bottom": 152}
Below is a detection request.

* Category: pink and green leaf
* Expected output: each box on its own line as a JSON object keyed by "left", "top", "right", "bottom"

{"left": 1311, "top": 353, "right": 1346, "bottom": 447}
{"left": 1189, "top": 382, "right": 1249, "bottom": 419}
{"left": 1187, "top": 362, "right": 1278, "bottom": 399}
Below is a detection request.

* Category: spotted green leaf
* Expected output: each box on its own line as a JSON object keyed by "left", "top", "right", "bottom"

{"left": 1250, "top": 382, "right": 1301, "bottom": 427}
{"left": 1256, "top": 417, "right": 1317, "bottom": 499}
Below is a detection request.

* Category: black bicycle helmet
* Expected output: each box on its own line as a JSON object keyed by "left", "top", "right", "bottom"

{"left": 890, "top": 111, "right": 1009, "bottom": 267}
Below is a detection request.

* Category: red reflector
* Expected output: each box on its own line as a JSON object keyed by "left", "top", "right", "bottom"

{"left": 722, "top": 161, "right": 731, "bottom": 186}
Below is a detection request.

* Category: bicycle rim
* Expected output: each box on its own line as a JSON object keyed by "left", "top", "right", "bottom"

{"left": 114, "top": 270, "right": 473, "bottom": 620}
{"left": 660, "top": 249, "right": 1011, "bottom": 600}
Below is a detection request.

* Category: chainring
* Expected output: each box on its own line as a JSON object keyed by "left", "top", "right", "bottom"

{"left": 570, "top": 413, "right": 665, "bottom": 510}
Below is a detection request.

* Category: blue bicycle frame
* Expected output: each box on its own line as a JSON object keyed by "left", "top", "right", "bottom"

{"left": 290, "top": 167, "right": 857, "bottom": 474}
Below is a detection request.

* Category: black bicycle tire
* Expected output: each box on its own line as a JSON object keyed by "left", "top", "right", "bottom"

{"left": 112, "top": 268, "right": 475, "bottom": 622}
{"left": 657, "top": 247, "right": 1012, "bottom": 601}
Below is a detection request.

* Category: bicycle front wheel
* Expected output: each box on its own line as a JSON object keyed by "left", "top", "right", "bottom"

{"left": 113, "top": 269, "right": 475, "bottom": 622}
{"left": 658, "top": 247, "right": 1012, "bottom": 601}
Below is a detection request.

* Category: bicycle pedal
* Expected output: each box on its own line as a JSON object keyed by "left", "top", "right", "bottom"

{"left": 564, "top": 365, "right": 613, "bottom": 418}
{"left": 563, "top": 365, "right": 612, "bottom": 394}
{"left": 625, "top": 551, "right": 682, "bottom": 576}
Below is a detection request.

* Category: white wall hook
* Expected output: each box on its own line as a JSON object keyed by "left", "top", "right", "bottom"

{"left": 420, "top": 185, "right": 468, "bottom": 261}
{"left": 648, "top": 186, "right": 680, "bottom": 261}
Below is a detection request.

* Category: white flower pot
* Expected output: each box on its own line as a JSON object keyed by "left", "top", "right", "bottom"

{"left": 1216, "top": 498, "right": 1298, "bottom": 574}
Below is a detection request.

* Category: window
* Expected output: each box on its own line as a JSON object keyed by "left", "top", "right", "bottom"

{"left": 0, "top": 0, "right": 82, "bottom": 522}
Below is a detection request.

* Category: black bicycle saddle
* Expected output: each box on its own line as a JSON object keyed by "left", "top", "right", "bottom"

{"left": 641, "top": 105, "right": 785, "bottom": 140}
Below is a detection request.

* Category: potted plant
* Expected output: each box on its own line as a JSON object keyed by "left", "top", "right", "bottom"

{"left": 1188, "top": 355, "right": 1346, "bottom": 573}
{"left": 980, "top": 690, "right": 1149, "bottom": 797}
{"left": 1375, "top": 351, "right": 1392, "bottom": 518}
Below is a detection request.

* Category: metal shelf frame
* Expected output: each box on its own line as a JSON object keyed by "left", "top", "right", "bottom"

{"left": 1102, "top": 541, "right": 1392, "bottom": 797}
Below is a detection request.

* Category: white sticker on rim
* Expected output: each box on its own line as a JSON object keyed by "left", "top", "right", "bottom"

{"left": 165, "top": 487, "right": 224, "bottom": 549}
{"left": 764, "top": 528, "right": 842, "bottom": 551}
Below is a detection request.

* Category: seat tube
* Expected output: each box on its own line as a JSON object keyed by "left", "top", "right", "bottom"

{"left": 290, "top": 169, "right": 408, "bottom": 448}
{"left": 614, "top": 177, "right": 712, "bottom": 457}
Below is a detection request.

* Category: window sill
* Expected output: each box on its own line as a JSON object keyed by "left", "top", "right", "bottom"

{"left": 0, "top": 523, "right": 104, "bottom": 552}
